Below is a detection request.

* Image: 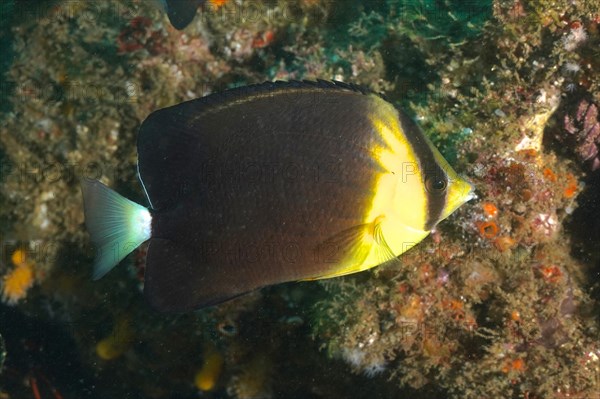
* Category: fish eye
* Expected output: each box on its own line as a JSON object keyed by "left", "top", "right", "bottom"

{"left": 425, "top": 175, "right": 447, "bottom": 194}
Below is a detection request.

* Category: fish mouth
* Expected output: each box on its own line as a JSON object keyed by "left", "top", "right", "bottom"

{"left": 439, "top": 177, "right": 475, "bottom": 223}
{"left": 462, "top": 179, "right": 477, "bottom": 202}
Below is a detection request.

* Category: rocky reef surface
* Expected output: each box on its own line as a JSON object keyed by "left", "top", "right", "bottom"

{"left": 0, "top": 0, "right": 599, "bottom": 398}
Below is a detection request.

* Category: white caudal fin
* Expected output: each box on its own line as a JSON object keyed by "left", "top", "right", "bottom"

{"left": 81, "top": 179, "right": 152, "bottom": 280}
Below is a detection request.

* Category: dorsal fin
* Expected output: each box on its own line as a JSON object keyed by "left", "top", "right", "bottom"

{"left": 148, "top": 80, "right": 375, "bottom": 123}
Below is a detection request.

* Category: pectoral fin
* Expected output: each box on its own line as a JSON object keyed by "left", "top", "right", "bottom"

{"left": 372, "top": 221, "right": 396, "bottom": 265}
{"left": 305, "top": 215, "right": 395, "bottom": 280}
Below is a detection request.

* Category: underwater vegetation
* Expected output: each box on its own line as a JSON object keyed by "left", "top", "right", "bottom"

{"left": 0, "top": 0, "right": 599, "bottom": 398}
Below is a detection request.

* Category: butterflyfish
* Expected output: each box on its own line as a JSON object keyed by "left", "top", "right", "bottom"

{"left": 81, "top": 80, "right": 473, "bottom": 312}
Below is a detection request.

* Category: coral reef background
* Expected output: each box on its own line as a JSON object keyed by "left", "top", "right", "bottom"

{"left": 1, "top": 0, "right": 600, "bottom": 398}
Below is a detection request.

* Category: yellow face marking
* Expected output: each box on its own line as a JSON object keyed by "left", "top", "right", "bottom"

{"left": 365, "top": 95, "right": 429, "bottom": 238}
{"left": 308, "top": 94, "right": 472, "bottom": 281}
{"left": 309, "top": 97, "right": 435, "bottom": 279}
{"left": 371, "top": 146, "right": 402, "bottom": 173}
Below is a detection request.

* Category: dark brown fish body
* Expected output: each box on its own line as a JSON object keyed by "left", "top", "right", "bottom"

{"left": 82, "top": 81, "right": 473, "bottom": 312}
{"left": 140, "top": 82, "right": 385, "bottom": 310}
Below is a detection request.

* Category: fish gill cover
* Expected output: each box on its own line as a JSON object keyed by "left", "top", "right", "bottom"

{"left": 1, "top": 0, "right": 600, "bottom": 398}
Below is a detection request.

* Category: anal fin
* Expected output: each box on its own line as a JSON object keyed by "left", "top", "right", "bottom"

{"left": 143, "top": 238, "right": 236, "bottom": 312}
